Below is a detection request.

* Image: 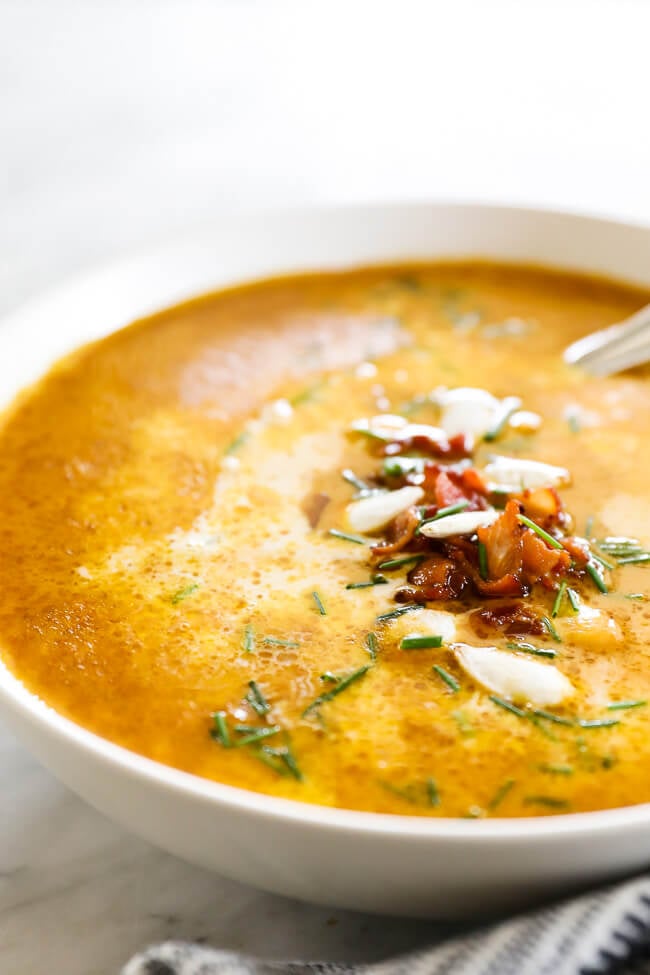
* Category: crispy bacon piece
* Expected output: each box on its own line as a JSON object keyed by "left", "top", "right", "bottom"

{"left": 477, "top": 500, "right": 524, "bottom": 579}
{"left": 416, "top": 465, "right": 489, "bottom": 511}
{"left": 521, "top": 530, "right": 571, "bottom": 586}
{"left": 383, "top": 432, "right": 472, "bottom": 460}
{"left": 371, "top": 506, "right": 421, "bottom": 558}
{"left": 470, "top": 602, "right": 546, "bottom": 639}
{"left": 404, "top": 555, "right": 471, "bottom": 601}
{"left": 561, "top": 536, "right": 590, "bottom": 566}
{"left": 518, "top": 487, "right": 565, "bottom": 531}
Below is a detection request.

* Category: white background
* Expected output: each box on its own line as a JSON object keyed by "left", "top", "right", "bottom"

{"left": 1, "top": 1, "right": 650, "bottom": 972}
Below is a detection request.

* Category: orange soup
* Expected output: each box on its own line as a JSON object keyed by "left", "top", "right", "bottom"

{"left": 1, "top": 262, "right": 650, "bottom": 817}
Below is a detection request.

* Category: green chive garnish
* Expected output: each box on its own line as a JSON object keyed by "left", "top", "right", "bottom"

{"left": 607, "top": 699, "right": 647, "bottom": 711}
{"left": 432, "top": 664, "right": 460, "bottom": 692}
{"left": 617, "top": 554, "right": 650, "bottom": 565}
{"left": 263, "top": 636, "right": 300, "bottom": 648}
{"left": 624, "top": 593, "right": 646, "bottom": 600}
{"left": 541, "top": 616, "right": 562, "bottom": 642}
{"left": 376, "top": 604, "right": 420, "bottom": 623}
{"left": 427, "top": 777, "right": 440, "bottom": 807}
{"left": 382, "top": 456, "right": 426, "bottom": 476}
{"left": 567, "top": 587, "right": 581, "bottom": 612}
{"left": 518, "top": 514, "right": 564, "bottom": 550}
{"left": 551, "top": 581, "right": 567, "bottom": 618}
{"left": 365, "top": 632, "right": 378, "bottom": 661}
{"left": 418, "top": 499, "right": 470, "bottom": 531}
{"left": 488, "top": 779, "right": 515, "bottom": 810}
{"left": 539, "top": 763, "right": 573, "bottom": 775}
{"left": 567, "top": 414, "right": 581, "bottom": 434}
{"left": 523, "top": 796, "right": 569, "bottom": 809}
{"left": 346, "top": 574, "right": 388, "bottom": 589}
{"left": 506, "top": 640, "right": 557, "bottom": 659}
{"left": 341, "top": 468, "right": 371, "bottom": 493}
{"left": 477, "top": 540, "right": 488, "bottom": 580}
{"left": 211, "top": 711, "right": 231, "bottom": 747}
{"left": 312, "top": 591, "right": 327, "bottom": 615}
{"left": 243, "top": 624, "right": 256, "bottom": 653}
{"left": 586, "top": 561, "right": 609, "bottom": 594}
{"left": 484, "top": 398, "right": 520, "bottom": 442}
{"left": 171, "top": 583, "right": 199, "bottom": 605}
{"left": 585, "top": 515, "right": 594, "bottom": 538}
{"left": 224, "top": 431, "right": 250, "bottom": 454}
{"left": 578, "top": 717, "right": 620, "bottom": 729}
{"left": 246, "top": 681, "right": 271, "bottom": 716}
{"left": 490, "top": 696, "right": 528, "bottom": 718}
{"left": 377, "top": 554, "right": 425, "bottom": 571}
{"left": 302, "top": 665, "right": 371, "bottom": 716}
{"left": 533, "top": 709, "right": 574, "bottom": 726}
{"left": 328, "top": 528, "right": 368, "bottom": 545}
{"left": 401, "top": 634, "right": 443, "bottom": 650}
{"left": 591, "top": 551, "right": 615, "bottom": 570}
{"left": 270, "top": 744, "right": 303, "bottom": 781}
{"left": 235, "top": 725, "right": 281, "bottom": 747}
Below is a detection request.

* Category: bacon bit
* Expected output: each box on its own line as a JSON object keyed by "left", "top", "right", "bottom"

{"left": 561, "top": 536, "right": 590, "bottom": 566}
{"left": 470, "top": 602, "right": 546, "bottom": 639}
{"left": 402, "top": 555, "right": 471, "bottom": 601}
{"left": 435, "top": 471, "right": 466, "bottom": 508}
{"left": 371, "top": 506, "right": 421, "bottom": 558}
{"left": 302, "top": 492, "right": 330, "bottom": 529}
{"left": 383, "top": 432, "right": 472, "bottom": 460}
{"left": 521, "top": 530, "right": 571, "bottom": 586}
{"left": 477, "top": 500, "right": 524, "bottom": 579}
{"left": 518, "top": 486, "right": 565, "bottom": 530}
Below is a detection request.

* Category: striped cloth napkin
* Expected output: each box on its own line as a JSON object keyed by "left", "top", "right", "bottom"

{"left": 122, "top": 874, "right": 650, "bottom": 975}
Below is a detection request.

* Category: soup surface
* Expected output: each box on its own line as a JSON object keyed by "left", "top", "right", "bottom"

{"left": 1, "top": 261, "right": 650, "bottom": 818}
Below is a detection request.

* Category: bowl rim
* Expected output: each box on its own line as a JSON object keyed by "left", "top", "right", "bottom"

{"left": 2, "top": 197, "right": 650, "bottom": 842}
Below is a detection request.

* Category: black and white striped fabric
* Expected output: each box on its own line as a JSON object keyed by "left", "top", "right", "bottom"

{"left": 123, "top": 875, "right": 650, "bottom": 975}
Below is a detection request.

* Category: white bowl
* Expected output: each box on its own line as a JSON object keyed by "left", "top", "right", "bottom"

{"left": 1, "top": 203, "right": 650, "bottom": 919}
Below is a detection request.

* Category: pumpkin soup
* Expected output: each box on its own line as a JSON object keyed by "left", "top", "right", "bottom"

{"left": 1, "top": 261, "right": 649, "bottom": 818}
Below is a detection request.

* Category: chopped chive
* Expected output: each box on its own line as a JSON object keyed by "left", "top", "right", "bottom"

{"left": 541, "top": 616, "right": 562, "bottom": 642}
{"left": 235, "top": 725, "right": 281, "bottom": 747}
{"left": 585, "top": 515, "right": 594, "bottom": 539}
{"left": 567, "top": 587, "right": 581, "bottom": 612}
{"left": 311, "top": 591, "right": 327, "bottom": 615}
{"left": 418, "top": 499, "right": 470, "bottom": 531}
{"left": 539, "top": 763, "right": 574, "bottom": 775}
{"left": 291, "top": 381, "right": 324, "bottom": 406}
{"left": 624, "top": 593, "right": 646, "bottom": 600}
{"left": 377, "top": 553, "right": 425, "bottom": 571}
{"left": 346, "top": 574, "right": 388, "bottom": 589}
{"left": 451, "top": 709, "right": 474, "bottom": 736}
{"left": 617, "top": 554, "right": 650, "bottom": 565}
{"left": 249, "top": 748, "right": 289, "bottom": 777}
{"left": 376, "top": 603, "right": 420, "bottom": 623}
{"left": 328, "top": 528, "right": 368, "bottom": 545}
{"left": 567, "top": 413, "right": 581, "bottom": 434}
{"left": 426, "top": 777, "right": 440, "bottom": 807}
{"left": 246, "top": 680, "right": 271, "bottom": 716}
{"left": 586, "top": 561, "right": 609, "bottom": 594}
{"left": 401, "top": 634, "right": 443, "bottom": 650}
{"left": 484, "top": 398, "right": 520, "bottom": 442}
{"left": 578, "top": 717, "right": 620, "bottom": 729}
{"left": 365, "top": 631, "right": 378, "bottom": 661}
{"left": 551, "top": 581, "right": 567, "bottom": 618}
{"left": 506, "top": 640, "right": 557, "bottom": 659}
{"left": 518, "top": 514, "right": 564, "bottom": 550}
{"left": 271, "top": 743, "right": 303, "bottom": 781}
{"left": 591, "top": 551, "right": 616, "bottom": 570}
{"left": 211, "top": 711, "right": 231, "bottom": 747}
{"left": 382, "top": 456, "right": 426, "bottom": 476}
{"left": 524, "top": 796, "right": 569, "bottom": 809}
{"left": 341, "top": 468, "right": 371, "bottom": 493}
{"left": 490, "top": 695, "right": 528, "bottom": 719}
{"left": 263, "top": 636, "right": 300, "bottom": 648}
{"left": 320, "top": 671, "right": 340, "bottom": 683}
{"left": 477, "top": 540, "right": 488, "bottom": 580}
{"left": 533, "top": 709, "right": 575, "bottom": 726}
{"left": 607, "top": 699, "right": 647, "bottom": 711}
{"left": 171, "top": 583, "right": 199, "bottom": 605}
{"left": 224, "top": 431, "right": 250, "bottom": 455}
{"left": 302, "top": 664, "right": 371, "bottom": 716}
{"left": 243, "top": 624, "right": 256, "bottom": 653}
{"left": 488, "top": 778, "right": 515, "bottom": 811}
{"left": 432, "top": 664, "right": 460, "bottom": 692}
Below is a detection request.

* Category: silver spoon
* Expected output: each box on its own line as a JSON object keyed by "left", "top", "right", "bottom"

{"left": 564, "top": 302, "right": 650, "bottom": 376}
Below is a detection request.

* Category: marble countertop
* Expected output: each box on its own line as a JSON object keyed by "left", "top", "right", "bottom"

{"left": 1, "top": 1, "right": 650, "bottom": 971}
